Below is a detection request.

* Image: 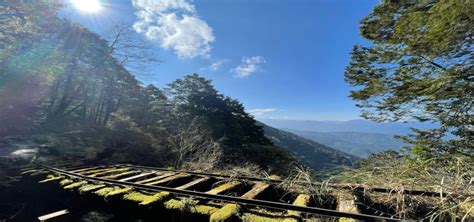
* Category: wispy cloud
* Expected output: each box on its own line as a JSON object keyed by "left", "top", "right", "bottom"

{"left": 248, "top": 108, "right": 276, "bottom": 116}
{"left": 209, "top": 59, "right": 227, "bottom": 71}
{"left": 231, "top": 56, "right": 266, "bottom": 77}
{"left": 132, "top": 0, "right": 215, "bottom": 59}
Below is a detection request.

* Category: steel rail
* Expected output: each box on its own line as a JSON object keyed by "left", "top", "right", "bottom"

{"left": 38, "top": 164, "right": 407, "bottom": 222}
{"left": 112, "top": 163, "right": 466, "bottom": 198}
{"left": 114, "top": 163, "right": 283, "bottom": 182}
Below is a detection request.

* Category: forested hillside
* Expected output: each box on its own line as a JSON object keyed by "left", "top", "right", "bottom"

{"left": 0, "top": 1, "right": 295, "bottom": 174}
{"left": 260, "top": 123, "right": 357, "bottom": 170}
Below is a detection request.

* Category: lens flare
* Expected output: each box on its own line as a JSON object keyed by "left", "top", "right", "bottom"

{"left": 71, "top": 0, "right": 102, "bottom": 13}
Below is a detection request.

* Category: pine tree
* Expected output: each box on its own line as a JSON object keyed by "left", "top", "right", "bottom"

{"left": 345, "top": 1, "right": 473, "bottom": 157}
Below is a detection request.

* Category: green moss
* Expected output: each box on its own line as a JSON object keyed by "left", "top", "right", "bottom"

{"left": 210, "top": 204, "right": 241, "bottom": 222}
{"left": 123, "top": 191, "right": 170, "bottom": 205}
{"left": 162, "top": 198, "right": 217, "bottom": 215}
{"left": 95, "top": 187, "right": 115, "bottom": 197}
{"left": 107, "top": 187, "right": 132, "bottom": 196}
{"left": 39, "top": 175, "right": 64, "bottom": 183}
{"left": 78, "top": 184, "right": 106, "bottom": 192}
{"left": 193, "top": 205, "right": 219, "bottom": 215}
{"left": 293, "top": 194, "right": 310, "bottom": 206}
{"left": 241, "top": 214, "right": 297, "bottom": 222}
{"left": 164, "top": 198, "right": 199, "bottom": 210}
{"left": 288, "top": 194, "right": 310, "bottom": 217}
{"left": 339, "top": 218, "right": 357, "bottom": 222}
{"left": 59, "top": 179, "right": 74, "bottom": 186}
{"left": 64, "top": 181, "right": 87, "bottom": 189}
{"left": 164, "top": 199, "right": 185, "bottom": 210}
{"left": 95, "top": 186, "right": 132, "bottom": 197}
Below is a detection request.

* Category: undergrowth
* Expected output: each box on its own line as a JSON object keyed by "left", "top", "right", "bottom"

{"left": 329, "top": 151, "right": 473, "bottom": 221}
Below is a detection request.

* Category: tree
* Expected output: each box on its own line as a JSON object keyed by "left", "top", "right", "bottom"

{"left": 344, "top": 1, "right": 473, "bottom": 157}
{"left": 0, "top": 0, "right": 62, "bottom": 65}
{"left": 166, "top": 74, "right": 271, "bottom": 147}
{"left": 167, "top": 117, "right": 222, "bottom": 170}
{"left": 104, "top": 24, "right": 160, "bottom": 74}
{"left": 99, "top": 112, "right": 168, "bottom": 165}
{"left": 0, "top": 0, "right": 64, "bottom": 136}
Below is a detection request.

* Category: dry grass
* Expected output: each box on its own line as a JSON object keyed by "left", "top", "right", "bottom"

{"left": 278, "top": 165, "right": 334, "bottom": 209}
{"left": 329, "top": 153, "right": 473, "bottom": 221}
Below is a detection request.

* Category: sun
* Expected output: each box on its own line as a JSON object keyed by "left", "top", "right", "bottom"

{"left": 71, "top": 0, "right": 102, "bottom": 13}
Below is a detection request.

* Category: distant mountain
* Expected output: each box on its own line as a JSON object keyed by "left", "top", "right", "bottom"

{"left": 284, "top": 129, "right": 405, "bottom": 157}
{"left": 260, "top": 119, "right": 436, "bottom": 135}
{"left": 259, "top": 122, "right": 358, "bottom": 170}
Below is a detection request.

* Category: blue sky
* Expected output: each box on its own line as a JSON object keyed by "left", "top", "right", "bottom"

{"left": 63, "top": 0, "right": 378, "bottom": 121}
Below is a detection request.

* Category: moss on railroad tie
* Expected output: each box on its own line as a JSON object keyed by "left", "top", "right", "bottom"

{"left": 39, "top": 174, "right": 65, "bottom": 183}
{"left": 123, "top": 191, "right": 170, "bottom": 205}
{"left": 78, "top": 184, "right": 106, "bottom": 192}
{"left": 95, "top": 186, "right": 132, "bottom": 197}
{"left": 241, "top": 213, "right": 297, "bottom": 222}
{"left": 288, "top": 194, "right": 310, "bottom": 217}
{"left": 193, "top": 205, "right": 219, "bottom": 215}
{"left": 59, "top": 179, "right": 74, "bottom": 186}
{"left": 210, "top": 204, "right": 241, "bottom": 222}
{"left": 161, "top": 198, "right": 219, "bottom": 216}
{"left": 63, "top": 181, "right": 87, "bottom": 189}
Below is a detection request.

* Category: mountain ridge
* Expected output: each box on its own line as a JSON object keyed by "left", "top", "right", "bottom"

{"left": 260, "top": 119, "right": 436, "bottom": 135}
{"left": 283, "top": 129, "right": 405, "bottom": 157}
{"left": 258, "top": 122, "right": 358, "bottom": 171}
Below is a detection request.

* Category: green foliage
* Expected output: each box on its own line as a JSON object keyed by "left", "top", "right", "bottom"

{"left": 0, "top": 0, "right": 63, "bottom": 64}
{"left": 340, "top": 2, "right": 474, "bottom": 219}
{"left": 345, "top": 1, "right": 473, "bottom": 157}
{"left": 99, "top": 112, "right": 168, "bottom": 165}
{"left": 165, "top": 74, "right": 271, "bottom": 149}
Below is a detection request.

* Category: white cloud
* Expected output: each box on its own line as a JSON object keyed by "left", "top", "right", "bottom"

{"left": 231, "top": 56, "right": 266, "bottom": 77}
{"left": 248, "top": 108, "right": 277, "bottom": 116}
{"left": 132, "top": 0, "right": 215, "bottom": 59}
{"left": 209, "top": 59, "right": 227, "bottom": 71}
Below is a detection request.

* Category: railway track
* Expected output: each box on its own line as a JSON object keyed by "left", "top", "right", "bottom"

{"left": 114, "top": 163, "right": 464, "bottom": 198}
{"left": 24, "top": 162, "right": 419, "bottom": 222}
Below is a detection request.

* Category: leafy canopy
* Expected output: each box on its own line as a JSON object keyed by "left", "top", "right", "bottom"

{"left": 345, "top": 1, "right": 473, "bottom": 157}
